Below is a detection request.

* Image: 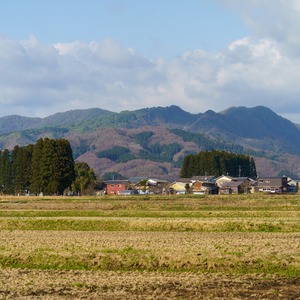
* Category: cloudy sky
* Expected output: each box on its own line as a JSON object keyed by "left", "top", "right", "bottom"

{"left": 1, "top": 0, "right": 300, "bottom": 123}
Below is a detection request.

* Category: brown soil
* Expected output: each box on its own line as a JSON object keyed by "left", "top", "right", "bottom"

{"left": 0, "top": 269, "right": 299, "bottom": 300}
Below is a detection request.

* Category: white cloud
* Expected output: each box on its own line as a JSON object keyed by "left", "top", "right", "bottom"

{"left": 0, "top": 36, "right": 163, "bottom": 116}
{"left": 2, "top": 0, "right": 300, "bottom": 126}
{"left": 220, "top": 0, "right": 300, "bottom": 56}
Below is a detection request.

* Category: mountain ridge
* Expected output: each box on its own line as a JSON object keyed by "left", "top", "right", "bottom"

{"left": 1, "top": 105, "right": 300, "bottom": 179}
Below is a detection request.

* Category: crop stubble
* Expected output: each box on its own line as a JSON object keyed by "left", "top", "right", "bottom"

{"left": 0, "top": 194, "right": 299, "bottom": 299}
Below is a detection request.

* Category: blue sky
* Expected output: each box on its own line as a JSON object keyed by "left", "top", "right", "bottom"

{"left": 0, "top": 0, "right": 247, "bottom": 58}
{"left": 1, "top": 0, "right": 300, "bottom": 123}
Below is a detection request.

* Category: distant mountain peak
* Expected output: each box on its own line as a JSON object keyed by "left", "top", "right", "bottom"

{"left": 220, "top": 105, "right": 272, "bottom": 115}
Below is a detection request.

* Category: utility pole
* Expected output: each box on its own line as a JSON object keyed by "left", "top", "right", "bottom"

{"left": 238, "top": 165, "right": 241, "bottom": 177}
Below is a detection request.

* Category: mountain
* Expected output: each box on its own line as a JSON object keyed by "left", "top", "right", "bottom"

{"left": 41, "top": 108, "right": 113, "bottom": 128}
{"left": 69, "top": 105, "right": 199, "bottom": 131}
{"left": 0, "top": 115, "right": 42, "bottom": 135}
{"left": 0, "top": 105, "right": 300, "bottom": 180}
{"left": 0, "top": 108, "right": 113, "bottom": 135}
{"left": 186, "top": 106, "right": 300, "bottom": 155}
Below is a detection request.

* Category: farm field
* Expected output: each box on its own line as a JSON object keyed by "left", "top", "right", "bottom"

{"left": 0, "top": 194, "right": 299, "bottom": 299}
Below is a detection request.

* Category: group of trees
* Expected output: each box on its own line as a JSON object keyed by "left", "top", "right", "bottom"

{"left": 0, "top": 138, "right": 96, "bottom": 195}
{"left": 0, "top": 137, "right": 258, "bottom": 195}
{"left": 180, "top": 150, "right": 257, "bottom": 178}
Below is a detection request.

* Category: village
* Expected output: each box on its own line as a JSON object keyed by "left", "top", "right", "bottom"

{"left": 104, "top": 175, "right": 299, "bottom": 196}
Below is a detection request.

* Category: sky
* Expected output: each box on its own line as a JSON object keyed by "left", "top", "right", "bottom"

{"left": 1, "top": 0, "right": 300, "bottom": 123}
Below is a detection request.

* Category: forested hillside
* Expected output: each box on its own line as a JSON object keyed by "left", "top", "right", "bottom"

{"left": 0, "top": 105, "right": 300, "bottom": 179}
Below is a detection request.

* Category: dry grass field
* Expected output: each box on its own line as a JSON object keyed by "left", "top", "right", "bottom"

{"left": 0, "top": 194, "right": 299, "bottom": 299}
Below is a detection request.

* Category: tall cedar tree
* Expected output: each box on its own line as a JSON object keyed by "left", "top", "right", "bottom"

{"left": 0, "top": 149, "right": 12, "bottom": 193}
{"left": 180, "top": 150, "right": 257, "bottom": 178}
{"left": 23, "top": 144, "right": 34, "bottom": 193}
{"left": 10, "top": 145, "right": 33, "bottom": 194}
{"left": 40, "top": 138, "right": 57, "bottom": 195}
{"left": 11, "top": 146, "right": 23, "bottom": 194}
{"left": 0, "top": 138, "right": 77, "bottom": 195}
{"left": 30, "top": 138, "right": 44, "bottom": 194}
{"left": 55, "top": 139, "right": 76, "bottom": 194}
{"left": 38, "top": 138, "right": 75, "bottom": 195}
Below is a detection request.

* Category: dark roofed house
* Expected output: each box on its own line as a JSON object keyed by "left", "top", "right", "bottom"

{"left": 257, "top": 177, "right": 289, "bottom": 193}
{"left": 218, "top": 177, "right": 253, "bottom": 194}
{"left": 147, "top": 178, "right": 169, "bottom": 194}
{"left": 219, "top": 181, "right": 243, "bottom": 194}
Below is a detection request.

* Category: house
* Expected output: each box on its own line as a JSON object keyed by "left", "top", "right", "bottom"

{"left": 167, "top": 178, "right": 192, "bottom": 194}
{"left": 192, "top": 180, "right": 218, "bottom": 194}
{"left": 257, "top": 177, "right": 289, "bottom": 193}
{"left": 219, "top": 181, "right": 244, "bottom": 194}
{"left": 105, "top": 180, "right": 130, "bottom": 195}
{"left": 133, "top": 178, "right": 168, "bottom": 194}
{"left": 234, "top": 177, "right": 255, "bottom": 194}
{"left": 217, "top": 176, "right": 254, "bottom": 194}
{"left": 167, "top": 182, "right": 187, "bottom": 194}
{"left": 127, "top": 177, "right": 149, "bottom": 194}
{"left": 215, "top": 175, "right": 234, "bottom": 188}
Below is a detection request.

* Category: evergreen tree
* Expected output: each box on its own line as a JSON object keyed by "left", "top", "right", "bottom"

{"left": 40, "top": 138, "right": 58, "bottom": 195}
{"left": 180, "top": 154, "right": 191, "bottom": 177}
{"left": 180, "top": 150, "right": 257, "bottom": 178}
{"left": 11, "top": 146, "right": 23, "bottom": 194}
{"left": 71, "top": 162, "right": 96, "bottom": 195}
{"left": 0, "top": 138, "right": 78, "bottom": 195}
{"left": 180, "top": 154, "right": 199, "bottom": 178}
{"left": 0, "top": 149, "right": 12, "bottom": 194}
{"left": 30, "top": 138, "right": 56, "bottom": 195}
{"left": 55, "top": 139, "right": 75, "bottom": 195}
{"left": 11, "top": 145, "right": 33, "bottom": 194}
{"left": 22, "top": 144, "right": 34, "bottom": 194}
{"left": 30, "top": 138, "right": 44, "bottom": 194}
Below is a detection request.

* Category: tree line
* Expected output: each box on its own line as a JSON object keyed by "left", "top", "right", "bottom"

{"left": 0, "top": 138, "right": 96, "bottom": 195}
{"left": 180, "top": 150, "right": 257, "bottom": 178}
